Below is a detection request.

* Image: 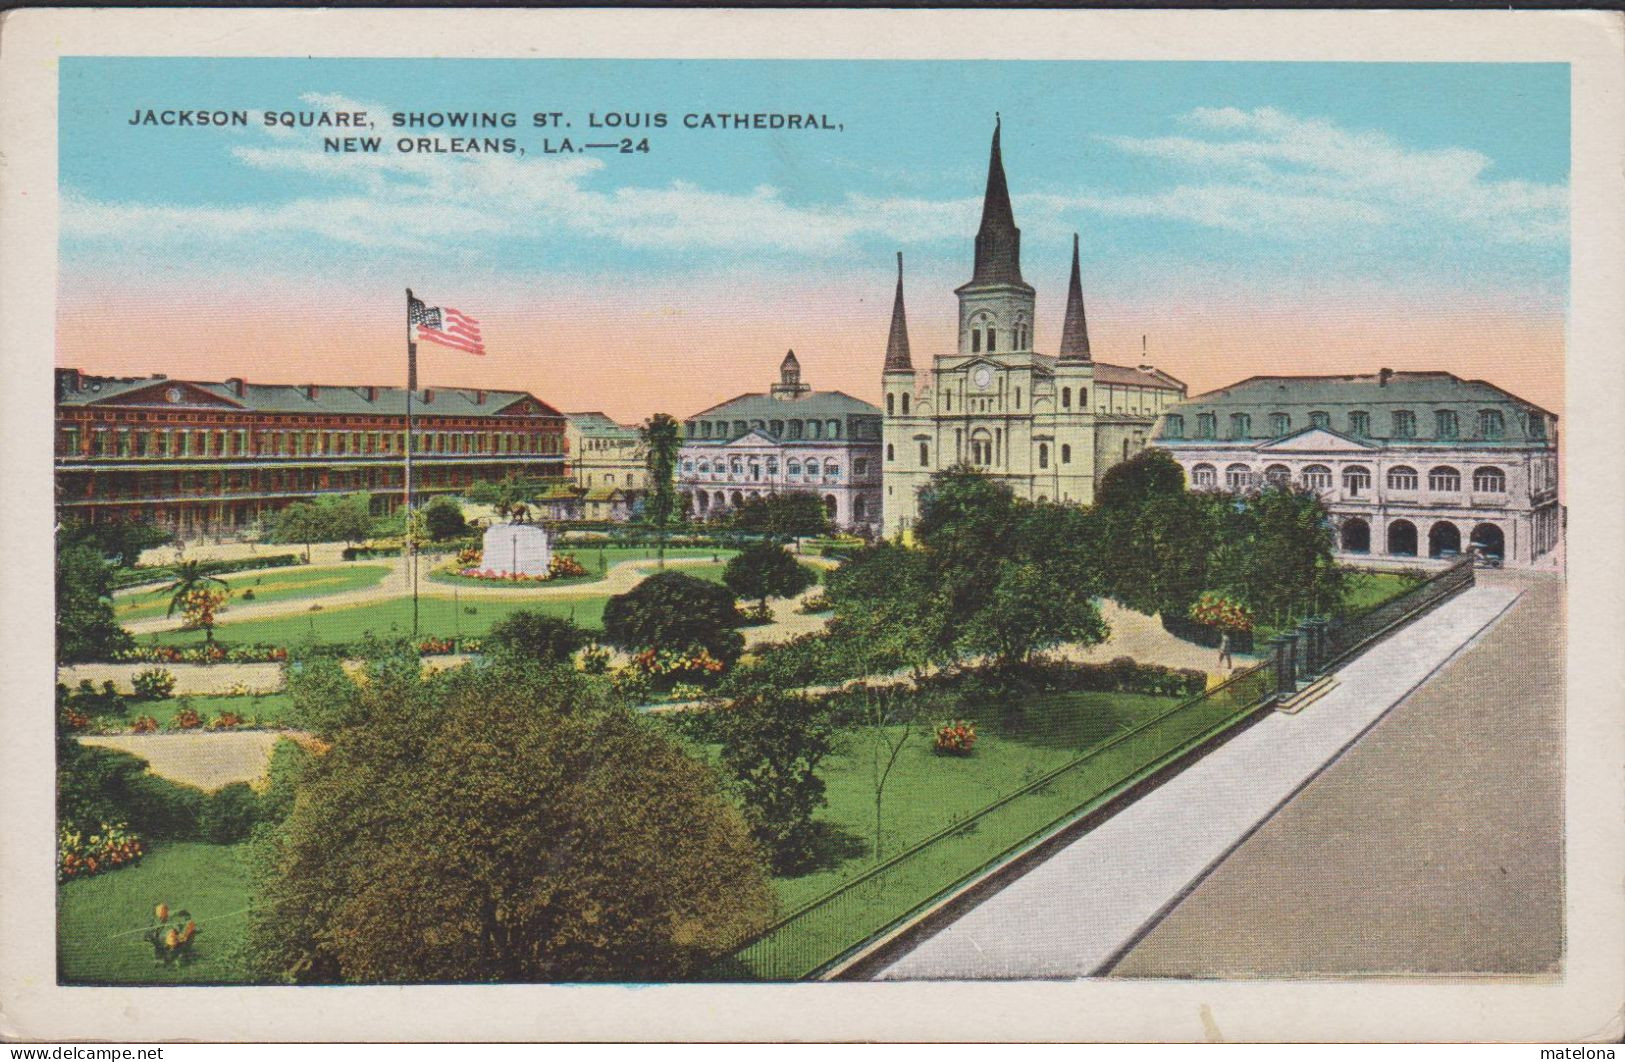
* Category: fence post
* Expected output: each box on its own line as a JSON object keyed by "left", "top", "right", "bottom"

{"left": 1266, "top": 636, "right": 1290, "bottom": 697}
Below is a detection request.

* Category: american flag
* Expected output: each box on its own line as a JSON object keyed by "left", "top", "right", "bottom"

{"left": 409, "top": 295, "right": 485, "bottom": 355}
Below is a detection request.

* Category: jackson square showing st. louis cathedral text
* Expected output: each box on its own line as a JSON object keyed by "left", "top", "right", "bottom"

{"left": 43, "top": 54, "right": 1568, "bottom": 992}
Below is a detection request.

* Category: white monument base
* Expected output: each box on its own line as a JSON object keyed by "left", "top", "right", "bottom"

{"left": 481, "top": 523, "right": 552, "bottom": 577}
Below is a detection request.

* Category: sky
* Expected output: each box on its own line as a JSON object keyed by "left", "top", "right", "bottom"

{"left": 57, "top": 58, "right": 1570, "bottom": 423}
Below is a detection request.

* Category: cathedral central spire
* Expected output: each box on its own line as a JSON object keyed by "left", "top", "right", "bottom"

{"left": 883, "top": 251, "right": 913, "bottom": 372}
{"left": 1058, "top": 232, "right": 1092, "bottom": 363}
{"left": 968, "top": 114, "right": 1026, "bottom": 288}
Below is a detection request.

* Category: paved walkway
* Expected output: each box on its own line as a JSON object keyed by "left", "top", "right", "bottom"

{"left": 78, "top": 731, "right": 306, "bottom": 792}
{"left": 1112, "top": 572, "right": 1564, "bottom": 977}
{"left": 873, "top": 581, "right": 1523, "bottom": 980}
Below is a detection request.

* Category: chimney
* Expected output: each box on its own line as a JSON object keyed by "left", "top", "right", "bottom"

{"left": 1379, "top": 367, "right": 1394, "bottom": 387}
{"left": 56, "top": 368, "right": 83, "bottom": 395}
{"left": 365, "top": 385, "right": 378, "bottom": 402}
{"left": 225, "top": 377, "right": 246, "bottom": 398}
{"left": 423, "top": 389, "right": 434, "bottom": 404}
{"left": 475, "top": 390, "right": 486, "bottom": 405}
{"left": 305, "top": 384, "right": 319, "bottom": 400}
{"left": 150, "top": 373, "right": 167, "bottom": 380}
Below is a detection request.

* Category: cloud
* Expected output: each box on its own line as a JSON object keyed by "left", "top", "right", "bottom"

{"left": 59, "top": 96, "right": 1565, "bottom": 276}
{"left": 1090, "top": 106, "right": 1567, "bottom": 246}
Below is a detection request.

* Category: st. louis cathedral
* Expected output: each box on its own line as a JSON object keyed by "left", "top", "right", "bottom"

{"left": 880, "top": 119, "right": 1187, "bottom": 537}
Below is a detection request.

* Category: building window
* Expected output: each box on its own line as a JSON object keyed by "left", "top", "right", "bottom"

{"left": 1387, "top": 465, "right": 1419, "bottom": 490}
{"left": 1309, "top": 411, "right": 1330, "bottom": 430}
{"left": 886, "top": 394, "right": 894, "bottom": 416}
{"left": 1196, "top": 413, "right": 1216, "bottom": 439}
{"left": 854, "top": 458, "right": 867, "bottom": 476}
{"left": 1163, "top": 414, "right": 1184, "bottom": 439}
{"left": 987, "top": 328, "right": 996, "bottom": 352}
{"left": 918, "top": 441, "right": 929, "bottom": 467}
{"left": 1435, "top": 410, "right": 1459, "bottom": 439}
{"left": 884, "top": 445, "right": 893, "bottom": 463}
{"left": 1269, "top": 412, "right": 1291, "bottom": 437}
{"left": 1473, "top": 466, "right": 1506, "bottom": 493}
{"left": 900, "top": 394, "right": 910, "bottom": 416}
{"left": 787, "top": 461, "right": 800, "bottom": 476}
{"left": 1038, "top": 443, "right": 1049, "bottom": 469}
{"left": 1061, "top": 444, "right": 1072, "bottom": 464}
{"left": 809, "top": 421, "right": 823, "bottom": 440}
{"left": 1229, "top": 413, "right": 1251, "bottom": 439}
{"left": 1015, "top": 388, "right": 1022, "bottom": 409}
{"left": 1392, "top": 410, "right": 1416, "bottom": 439}
{"left": 1479, "top": 409, "right": 1505, "bottom": 440}
{"left": 1343, "top": 465, "right": 1371, "bottom": 496}
{"left": 1348, "top": 411, "right": 1371, "bottom": 437}
{"left": 1428, "top": 466, "right": 1461, "bottom": 491}
{"left": 1263, "top": 464, "right": 1291, "bottom": 486}
{"left": 970, "top": 432, "right": 992, "bottom": 466}
{"left": 1528, "top": 415, "right": 1547, "bottom": 440}
{"left": 1062, "top": 387, "right": 1072, "bottom": 409}
{"left": 1301, "top": 464, "right": 1332, "bottom": 490}
{"left": 1191, "top": 463, "right": 1217, "bottom": 488}
{"left": 1079, "top": 387, "right": 1087, "bottom": 407}
{"left": 1225, "top": 463, "right": 1252, "bottom": 490}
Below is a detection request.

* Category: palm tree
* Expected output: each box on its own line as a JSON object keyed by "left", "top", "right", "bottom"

{"left": 153, "top": 561, "right": 230, "bottom": 644}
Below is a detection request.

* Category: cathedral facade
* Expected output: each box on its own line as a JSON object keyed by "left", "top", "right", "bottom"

{"left": 880, "top": 120, "right": 1187, "bottom": 538}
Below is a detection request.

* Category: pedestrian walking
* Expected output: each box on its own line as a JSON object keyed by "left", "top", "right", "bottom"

{"left": 1218, "top": 631, "right": 1234, "bottom": 670}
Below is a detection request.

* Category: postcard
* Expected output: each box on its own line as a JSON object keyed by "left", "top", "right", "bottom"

{"left": 1, "top": 6, "right": 1622, "bottom": 1044}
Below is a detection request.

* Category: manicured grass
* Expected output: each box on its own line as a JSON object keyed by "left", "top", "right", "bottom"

{"left": 147, "top": 561, "right": 735, "bottom": 647}
{"left": 774, "top": 691, "right": 1181, "bottom": 911}
{"left": 1340, "top": 569, "right": 1417, "bottom": 614}
{"left": 430, "top": 546, "right": 736, "bottom": 588}
{"left": 123, "top": 692, "right": 296, "bottom": 728}
{"left": 58, "top": 841, "right": 255, "bottom": 985}
{"left": 114, "top": 565, "right": 390, "bottom": 622}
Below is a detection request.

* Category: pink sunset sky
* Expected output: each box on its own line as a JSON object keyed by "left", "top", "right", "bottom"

{"left": 57, "top": 271, "right": 1566, "bottom": 428}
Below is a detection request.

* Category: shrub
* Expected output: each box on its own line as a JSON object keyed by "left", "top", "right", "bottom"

{"left": 1189, "top": 592, "right": 1255, "bottom": 634}
{"left": 58, "top": 822, "right": 144, "bottom": 881}
{"left": 209, "top": 712, "right": 246, "bottom": 730}
{"left": 630, "top": 646, "right": 728, "bottom": 690}
{"left": 485, "top": 611, "right": 588, "bottom": 665}
{"left": 548, "top": 553, "right": 589, "bottom": 579}
{"left": 131, "top": 667, "right": 178, "bottom": 700}
{"left": 130, "top": 715, "right": 159, "bottom": 734}
{"left": 201, "top": 782, "right": 263, "bottom": 844}
{"left": 602, "top": 571, "right": 745, "bottom": 668}
{"left": 933, "top": 720, "right": 977, "bottom": 756}
{"left": 579, "top": 643, "right": 611, "bottom": 675}
{"left": 170, "top": 704, "right": 203, "bottom": 730}
{"left": 456, "top": 546, "right": 482, "bottom": 566}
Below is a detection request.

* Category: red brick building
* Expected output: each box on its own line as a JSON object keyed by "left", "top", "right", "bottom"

{"left": 55, "top": 368, "right": 568, "bottom": 539}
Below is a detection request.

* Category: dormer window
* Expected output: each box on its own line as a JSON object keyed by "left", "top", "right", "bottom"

{"left": 1196, "top": 413, "right": 1216, "bottom": 439}
{"left": 1229, "top": 413, "right": 1251, "bottom": 439}
{"left": 1435, "top": 410, "right": 1459, "bottom": 440}
{"left": 1479, "top": 409, "right": 1504, "bottom": 440}
{"left": 1393, "top": 410, "right": 1416, "bottom": 439}
{"left": 1163, "top": 414, "right": 1184, "bottom": 439}
{"left": 1269, "top": 412, "right": 1291, "bottom": 437}
{"left": 1309, "top": 410, "right": 1330, "bottom": 430}
{"left": 1348, "top": 411, "right": 1371, "bottom": 437}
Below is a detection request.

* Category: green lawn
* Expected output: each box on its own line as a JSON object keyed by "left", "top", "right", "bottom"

{"left": 430, "top": 546, "right": 737, "bottom": 588}
{"left": 122, "top": 692, "right": 296, "bottom": 728}
{"left": 147, "top": 561, "right": 735, "bottom": 647}
{"left": 115, "top": 565, "right": 390, "bottom": 622}
{"left": 1340, "top": 569, "right": 1416, "bottom": 614}
{"left": 773, "top": 690, "right": 1182, "bottom": 911}
{"left": 58, "top": 841, "right": 255, "bottom": 985}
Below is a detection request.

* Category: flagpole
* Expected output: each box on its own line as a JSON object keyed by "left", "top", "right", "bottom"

{"left": 406, "top": 288, "right": 419, "bottom": 640}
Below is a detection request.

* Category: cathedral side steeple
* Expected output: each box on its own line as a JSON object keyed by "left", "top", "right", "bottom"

{"left": 883, "top": 252, "right": 913, "bottom": 373}
{"left": 967, "top": 114, "right": 1026, "bottom": 289}
{"left": 1058, "top": 233, "right": 1092, "bottom": 363}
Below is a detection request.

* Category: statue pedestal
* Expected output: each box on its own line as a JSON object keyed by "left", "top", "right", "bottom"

{"left": 481, "top": 523, "right": 551, "bottom": 577}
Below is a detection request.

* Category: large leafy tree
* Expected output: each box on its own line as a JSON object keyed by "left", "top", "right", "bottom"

{"left": 711, "top": 680, "right": 834, "bottom": 874}
{"left": 960, "top": 560, "right": 1108, "bottom": 666}
{"left": 270, "top": 492, "right": 374, "bottom": 558}
{"left": 1087, "top": 449, "right": 1217, "bottom": 618}
{"left": 602, "top": 570, "right": 745, "bottom": 666}
{"left": 722, "top": 541, "right": 815, "bottom": 612}
{"left": 55, "top": 543, "right": 133, "bottom": 664}
{"left": 423, "top": 497, "right": 468, "bottom": 541}
{"left": 59, "top": 519, "right": 174, "bottom": 568}
{"left": 640, "top": 413, "right": 683, "bottom": 567}
{"left": 251, "top": 657, "right": 775, "bottom": 983}
{"left": 1213, "top": 485, "right": 1346, "bottom": 627}
{"left": 823, "top": 540, "right": 947, "bottom": 674}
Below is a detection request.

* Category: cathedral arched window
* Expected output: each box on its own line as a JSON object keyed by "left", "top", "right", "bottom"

{"left": 886, "top": 393, "right": 894, "bottom": 416}
{"left": 971, "top": 330, "right": 980, "bottom": 354}
{"left": 788, "top": 460, "right": 801, "bottom": 476}
{"left": 1062, "top": 387, "right": 1071, "bottom": 409}
{"left": 900, "top": 393, "right": 910, "bottom": 415}
{"left": 1015, "top": 388, "right": 1022, "bottom": 409}
{"left": 1061, "top": 444, "right": 1072, "bottom": 464}
{"left": 987, "top": 328, "right": 996, "bottom": 352}
{"left": 1038, "top": 443, "right": 1049, "bottom": 469}
{"left": 885, "top": 444, "right": 894, "bottom": 462}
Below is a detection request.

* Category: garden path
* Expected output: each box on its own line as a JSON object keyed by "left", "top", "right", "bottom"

{"left": 77, "top": 731, "right": 307, "bottom": 792}
{"left": 57, "top": 662, "right": 283, "bottom": 696}
{"left": 1056, "top": 599, "right": 1253, "bottom": 676}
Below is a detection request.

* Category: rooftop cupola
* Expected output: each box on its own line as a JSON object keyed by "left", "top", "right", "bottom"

{"left": 1057, "top": 233, "right": 1092, "bottom": 363}
{"left": 883, "top": 251, "right": 913, "bottom": 373}
{"left": 770, "top": 349, "right": 812, "bottom": 400}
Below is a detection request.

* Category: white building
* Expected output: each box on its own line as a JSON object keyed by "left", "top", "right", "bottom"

{"left": 1151, "top": 370, "right": 1561, "bottom": 567}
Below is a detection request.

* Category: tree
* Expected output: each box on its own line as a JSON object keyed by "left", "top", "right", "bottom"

{"left": 641, "top": 413, "right": 683, "bottom": 567}
{"left": 823, "top": 541, "right": 949, "bottom": 675}
{"left": 1215, "top": 485, "right": 1346, "bottom": 627}
{"left": 485, "top": 610, "right": 588, "bottom": 666}
{"left": 251, "top": 658, "right": 775, "bottom": 982}
{"left": 712, "top": 681, "right": 834, "bottom": 874}
{"left": 59, "top": 519, "right": 174, "bottom": 568}
{"left": 727, "top": 492, "right": 832, "bottom": 540}
{"left": 959, "top": 560, "right": 1108, "bottom": 666}
{"left": 722, "top": 541, "right": 815, "bottom": 612}
{"left": 270, "top": 493, "right": 374, "bottom": 559}
{"left": 423, "top": 497, "right": 468, "bottom": 541}
{"left": 56, "top": 543, "right": 133, "bottom": 664}
{"left": 602, "top": 571, "right": 745, "bottom": 667}
{"left": 1088, "top": 449, "right": 1217, "bottom": 618}
{"left": 153, "top": 560, "right": 231, "bottom": 644}
{"left": 271, "top": 502, "right": 323, "bottom": 562}
{"left": 854, "top": 685, "right": 932, "bottom": 861}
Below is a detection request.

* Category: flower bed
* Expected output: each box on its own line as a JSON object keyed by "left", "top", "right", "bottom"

{"left": 112, "top": 644, "right": 289, "bottom": 665}
{"left": 933, "top": 719, "right": 977, "bottom": 756}
{"left": 630, "top": 646, "right": 727, "bottom": 689}
{"left": 59, "top": 823, "right": 144, "bottom": 881}
{"left": 450, "top": 552, "right": 590, "bottom": 583}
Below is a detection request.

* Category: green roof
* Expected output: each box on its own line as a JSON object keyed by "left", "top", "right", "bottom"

{"left": 566, "top": 411, "right": 643, "bottom": 440}
{"left": 687, "top": 389, "right": 882, "bottom": 425}
{"left": 1160, "top": 371, "right": 1555, "bottom": 445}
{"left": 56, "top": 369, "right": 560, "bottom": 420}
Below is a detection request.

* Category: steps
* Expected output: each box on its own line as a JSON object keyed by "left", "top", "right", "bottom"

{"left": 1275, "top": 674, "right": 1338, "bottom": 715}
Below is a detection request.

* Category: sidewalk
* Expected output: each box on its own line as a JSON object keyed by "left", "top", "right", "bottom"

{"left": 872, "top": 581, "right": 1523, "bottom": 980}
